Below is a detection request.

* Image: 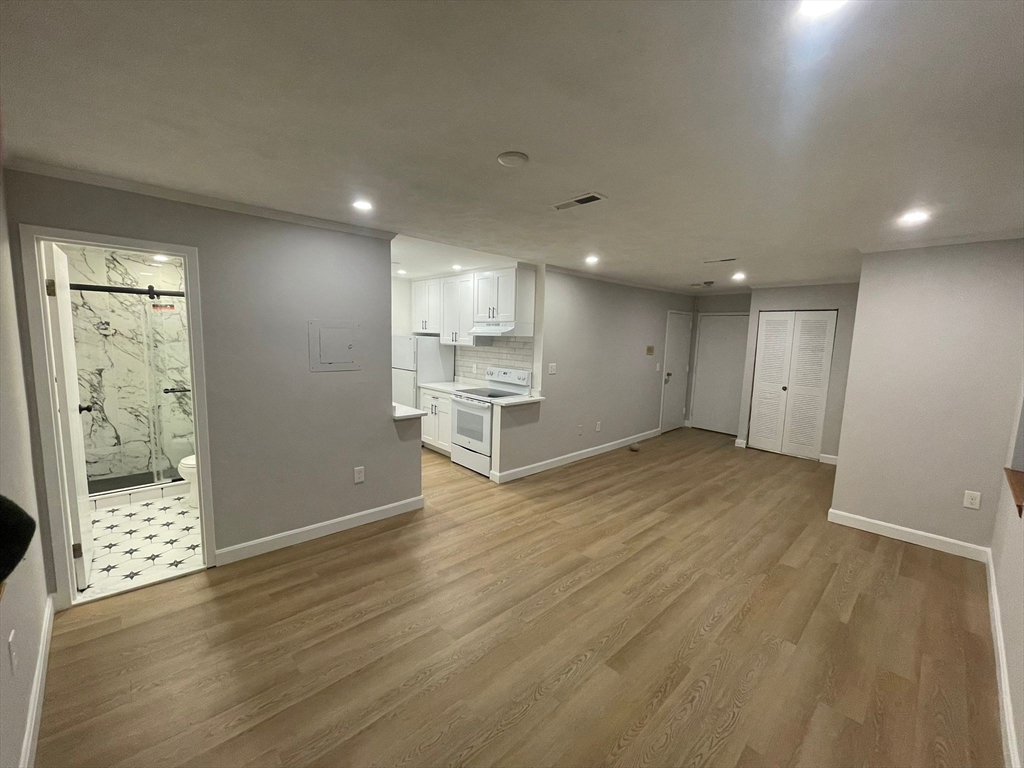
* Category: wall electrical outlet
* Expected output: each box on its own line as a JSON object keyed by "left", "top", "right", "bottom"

{"left": 656, "top": 363, "right": 661, "bottom": 372}
{"left": 7, "top": 630, "right": 17, "bottom": 674}
{"left": 472, "top": 364, "right": 477, "bottom": 374}
{"left": 963, "top": 490, "right": 981, "bottom": 510}
{"left": 577, "top": 425, "right": 583, "bottom": 436}
{"left": 354, "top": 466, "right": 365, "bottom": 484}
{"left": 549, "top": 363, "right": 557, "bottom": 375}
{"left": 596, "top": 421, "right": 601, "bottom": 432}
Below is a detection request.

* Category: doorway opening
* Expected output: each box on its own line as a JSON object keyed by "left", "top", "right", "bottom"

{"left": 26, "top": 231, "right": 212, "bottom": 605}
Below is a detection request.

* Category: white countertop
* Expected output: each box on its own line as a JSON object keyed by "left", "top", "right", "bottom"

{"left": 418, "top": 381, "right": 544, "bottom": 407}
{"left": 392, "top": 402, "right": 428, "bottom": 420}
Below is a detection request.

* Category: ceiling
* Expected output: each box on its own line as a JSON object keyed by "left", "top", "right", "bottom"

{"left": 1, "top": 1, "right": 1022, "bottom": 293}
{"left": 391, "top": 235, "right": 515, "bottom": 280}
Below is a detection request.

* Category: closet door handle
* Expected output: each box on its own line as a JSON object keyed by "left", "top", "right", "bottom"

{"left": 78, "top": 403, "right": 93, "bottom": 414}
{"left": 782, "top": 386, "right": 788, "bottom": 392}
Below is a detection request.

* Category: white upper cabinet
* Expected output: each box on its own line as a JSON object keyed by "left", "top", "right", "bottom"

{"left": 473, "top": 271, "right": 495, "bottom": 322}
{"left": 440, "top": 274, "right": 476, "bottom": 346}
{"left": 412, "top": 278, "right": 441, "bottom": 333}
{"left": 473, "top": 268, "right": 517, "bottom": 324}
{"left": 493, "top": 268, "right": 517, "bottom": 323}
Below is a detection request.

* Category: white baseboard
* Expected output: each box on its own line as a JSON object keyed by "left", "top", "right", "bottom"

{"left": 819, "top": 453, "right": 838, "bottom": 465}
{"left": 826, "top": 508, "right": 988, "bottom": 562}
{"left": 490, "top": 429, "right": 661, "bottom": 484}
{"left": 735, "top": 439, "right": 746, "bottom": 448}
{"left": 986, "top": 549, "right": 1022, "bottom": 768}
{"left": 683, "top": 419, "right": 692, "bottom": 428}
{"left": 19, "top": 595, "right": 54, "bottom": 768}
{"left": 215, "top": 496, "right": 424, "bottom": 565}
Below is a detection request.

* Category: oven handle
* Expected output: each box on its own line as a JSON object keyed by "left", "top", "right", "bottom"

{"left": 451, "top": 394, "right": 492, "bottom": 410}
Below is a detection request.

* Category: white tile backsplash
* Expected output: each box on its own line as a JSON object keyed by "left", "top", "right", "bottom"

{"left": 455, "top": 337, "right": 534, "bottom": 384}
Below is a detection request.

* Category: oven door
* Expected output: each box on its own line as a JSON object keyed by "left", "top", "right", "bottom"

{"left": 451, "top": 395, "right": 492, "bottom": 456}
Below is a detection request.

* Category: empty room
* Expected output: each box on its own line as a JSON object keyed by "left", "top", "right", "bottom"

{"left": 0, "top": 2, "right": 1022, "bottom": 767}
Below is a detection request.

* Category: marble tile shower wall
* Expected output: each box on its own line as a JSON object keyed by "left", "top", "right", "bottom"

{"left": 455, "top": 337, "right": 535, "bottom": 384}
{"left": 63, "top": 245, "right": 195, "bottom": 485}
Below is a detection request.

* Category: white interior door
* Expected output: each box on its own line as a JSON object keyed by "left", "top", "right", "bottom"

{"left": 690, "top": 314, "right": 749, "bottom": 436}
{"left": 748, "top": 312, "right": 795, "bottom": 452}
{"left": 661, "top": 311, "right": 692, "bottom": 432}
{"left": 780, "top": 311, "right": 836, "bottom": 459}
{"left": 46, "top": 243, "right": 94, "bottom": 590}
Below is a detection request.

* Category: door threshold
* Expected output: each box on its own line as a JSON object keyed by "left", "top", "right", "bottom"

{"left": 71, "top": 564, "right": 206, "bottom": 606}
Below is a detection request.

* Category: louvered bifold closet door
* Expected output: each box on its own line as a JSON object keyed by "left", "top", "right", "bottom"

{"left": 780, "top": 310, "right": 837, "bottom": 459}
{"left": 748, "top": 312, "right": 795, "bottom": 452}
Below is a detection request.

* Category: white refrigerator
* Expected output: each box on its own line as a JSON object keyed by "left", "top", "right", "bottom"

{"left": 392, "top": 335, "right": 455, "bottom": 408}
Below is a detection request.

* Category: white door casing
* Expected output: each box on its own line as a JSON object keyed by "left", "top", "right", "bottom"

{"left": 661, "top": 311, "right": 692, "bottom": 432}
{"left": 690, "top": 313, "right": 749, "bottom": 436}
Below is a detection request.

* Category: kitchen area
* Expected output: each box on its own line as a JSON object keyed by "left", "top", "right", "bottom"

{"left": 390, "top": 236, "right": 543, "bottom": 481}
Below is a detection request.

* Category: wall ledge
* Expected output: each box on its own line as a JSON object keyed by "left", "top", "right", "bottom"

{"left": 215, "top": 496, "right": 424, "bottom": 565}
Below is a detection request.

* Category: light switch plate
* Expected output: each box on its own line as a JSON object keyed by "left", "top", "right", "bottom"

{"left": 354, "top": 466, "right": 365, "bottom": 484}
{"left": 548, "top": 363, "right": 557, "bottom": 375}
{"left": 963, "top": 490, "right": 981, "bottom": 510}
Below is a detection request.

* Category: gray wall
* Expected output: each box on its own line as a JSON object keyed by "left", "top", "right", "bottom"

{"left": 4, "top": 170, "right": 422, "bottom": 552}
{"left": 498, "top": 270, "right": 692, "bottom": 472}
{"left": 735, "top": 283, "right": 859, "bottom": 457}
{"left": 992, "top": 387, "right": 1024, "bottom": 768}
{"left": 832, "top": 239, "right": 1024, "bottom": 546}
{"left": 0, "top": 173, "right": 51, "bottom": 768}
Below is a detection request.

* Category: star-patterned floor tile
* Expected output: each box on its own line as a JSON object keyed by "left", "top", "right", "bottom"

{"left": 77, "top": 491, "right": 203, "bottom": 602}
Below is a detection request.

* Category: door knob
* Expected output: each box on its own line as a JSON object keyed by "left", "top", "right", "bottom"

{"left": 782, "top": 386, "right": 788, "bottom": 391}
{"left": 78, "top": 403, "right": 93, "bottom": 414}
{"left": 666, "top": 372, "right": 672, "bottom": 377}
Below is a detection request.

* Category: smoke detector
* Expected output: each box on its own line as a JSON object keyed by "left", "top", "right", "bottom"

{"left": 553, "top": 192, "right": 607, "bottom": 211}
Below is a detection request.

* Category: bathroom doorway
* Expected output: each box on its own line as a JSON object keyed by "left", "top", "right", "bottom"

{"left": 21, "top": 228, "right": 215, "bottom": 608}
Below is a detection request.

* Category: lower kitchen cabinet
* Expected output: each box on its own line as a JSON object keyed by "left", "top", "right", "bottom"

{"left": 419, "top": 389, "right": 451, "bottom": 454}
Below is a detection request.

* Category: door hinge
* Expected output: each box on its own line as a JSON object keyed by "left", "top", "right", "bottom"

{"left": 72, "top": 542, "right": 83, "bottom": 559}
{"left": 45, "top": 279, "right": 56, "bottom": 297}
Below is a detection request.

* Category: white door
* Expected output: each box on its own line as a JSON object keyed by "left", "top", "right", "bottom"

{"left": 456, "top": 274, "right": 475, "bottom": 345}
{"left": 473, "top": 271, "right": 494, "bottom": 322}
{"left": 661, "top": 311, "right": 692, "bottom": 432}
{"left": 747, "top": 312, "right": 796, "bottom": 452}
{"left": 420, "top": 393, "right": 438, "bottom": 445}
{"left": 690, "top": 314, "right": 749, "bottom": 436}
{"left": 440, "top": 277, "right": 459, "bottom": 345}
{"left": 412, "top": 280, "right": 428, "bottom": 331}
{"left": 46, "top": 243, "right": 94, "bottom": 590}
{"left": 436, "top": 394, "right": 452, "bottom": 451}
{"left": 493, "top": 268, "right": 517, "bottom": 323}
{"left": 747, "top": 310, "right": 837, "bottom": 460}
{"left": 425, "top": 279, "right": 441, "bottom": 333}
{"left": 780, "top": 311, "right": 836, "bottom": 459}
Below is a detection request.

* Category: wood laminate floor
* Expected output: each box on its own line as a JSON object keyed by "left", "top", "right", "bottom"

{"left": 37, "top": 429, "right": 1003, "bottom": 767}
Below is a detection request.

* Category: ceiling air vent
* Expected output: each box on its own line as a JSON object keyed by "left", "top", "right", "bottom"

{"left": 553, "top": 192, "right": 607, "bottom": 211}
{"left": 702, "top": 258, "right": 736, "bottom": 264}
{"left": 689, "top": 281, "right": 716, "bottom": 288}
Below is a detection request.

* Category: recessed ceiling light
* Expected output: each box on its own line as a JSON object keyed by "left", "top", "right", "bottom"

{"left": 796, "top": 0, "right": 849, "bottom": 19}
{"left": 732, "top": 272, "right": 746, "bottom": 281}
{"left": 497, "top": 151, "right": 529, "bottom": 167}
{"left": 585, "top": 255, "right": 599, "bottom": 265}
{"left": 353, "top": 199, "right": 373, "bottom": 211}
{"left": 397, "top": 269, "right": 407, "bottom": 275}
{"left": 896, "top": 208, "right": 931, "bottom": 227}
{"left": 452, "top": 265, "right": 462, "bottom": 271}
{"left": 152, "top": 254, "right": 169, "bottom": 262}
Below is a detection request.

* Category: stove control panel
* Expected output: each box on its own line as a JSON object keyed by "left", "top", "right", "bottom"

{"left": 485, "top": 367, "right": 532, "bottom": 388}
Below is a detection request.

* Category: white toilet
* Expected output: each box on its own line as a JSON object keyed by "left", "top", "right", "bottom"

{"left": 176, "top": 454, "right": 200, "bottom": 509}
